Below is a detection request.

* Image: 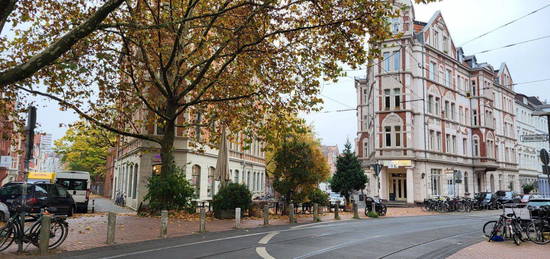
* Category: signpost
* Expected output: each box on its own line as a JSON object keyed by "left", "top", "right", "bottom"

{"left": 521, "top": 134, "right": 549, "bottom": 142}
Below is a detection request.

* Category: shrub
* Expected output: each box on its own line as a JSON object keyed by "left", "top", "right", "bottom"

{"left": 213, "top": 183, "right": 252, "bottom": 213}
{"left": 144, "top": 167, "right": 195, "bottom": 212}
{"left": 308, "top": 188, "right": 329, "bottom": 206}
{"left": 367, "top": 211, "right": 379, "bottom": 218}
{"left": 522, "top": 183, "right": 536, "bottom": 194}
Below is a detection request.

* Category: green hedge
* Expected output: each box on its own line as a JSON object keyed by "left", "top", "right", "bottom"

{"left": 213, "top": 183, "right": 252, "bottom": 212}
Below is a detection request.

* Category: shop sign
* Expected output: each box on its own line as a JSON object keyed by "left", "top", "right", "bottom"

{"left": 382, "top": 160, "right": 412, "bottom": 168}
{"left": 0, "top": 156, "right": 12, "bottom": 168}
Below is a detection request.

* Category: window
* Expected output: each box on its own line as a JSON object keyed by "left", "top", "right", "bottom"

{"left": 464, "top": 172, "right": 469, "bottom": 193}
{"left": 428, "top": 95, "right": 433, "bottom": 113}
{"left": 463, "top": 138, "right": 467, "bottom": 155}
{"left": 393, "top": 51, "right": 400, "bottom": 71}
{"left": 395, "top": 126, "right": 401, "bottom": 147}
{"left": 450, "top": 103, "right": 456, "bottom": 120}
{"left": 208, "top": 167, "right": 215, "bottom": 197}
{"left": 444, "top": 101, "right": 450, "bottom": 119}
{"left": 434, "top": 30, "right": 439, "bottom": 49}
{"left": 435, "top": 97, "right": 440, "bottom": 115}
{"left": 133, "top": 165, "right": 138, "bottom": 199}
{"left": 384, "top": 89, "right": 391, "bottom": 110}
{"left": 56, "top": 178, "right": 88, "bottom": 191}
{"left": 430, "top": 62, "right": 436, "bottom": 80}
{"left": 445, "top": 70, "right": 451, "bottom": 87}
{"left": 429, "top": 130, "right": 435, "bottom": 150}
{"left": 155, "top": 119, "right": 165, "bottom": 135}
{"left": 445, "top": 134, "right": 451, "bottom": 152}
{"left": 392, "top": 18, "right": 400, "bottom": 33}
{"left": 443, "top": 36, "right": 448, "bottom": 53}
{"left": 364, "top": 140, "right": 369, "bottom": 157}
{"left": 431, "top": 169, "right": 441, "bottom": 196}
{"left": 436, "top": 132, "right": 441, "bottom": 151}
{"left": 192, "top": 165, "right": 201, "bottom": 195}
{"left": 385, "top": 126, "right": 392, "bottom": 147}
{"left": 384, "top": 52, "right": 390, "bottom": 71}
{"left": 498, "top": 174, "right": 503, "bottom": 190}
{"left": 452, "top": 135, "right": 457, "bottom": 153}
{"left": 473, "top": 109, "right": 478, "bottom": 126}
{"left": 473, "top": 137, "right": 479, "bottom": 156}
{"left": 234, "top": 169, "right": 240, "bottom": 183}
{"left": 247, "top": 171, "right": 251, "bottom": 189}
{"left": 393, "top": 88, "right": 401, "bottom": 108}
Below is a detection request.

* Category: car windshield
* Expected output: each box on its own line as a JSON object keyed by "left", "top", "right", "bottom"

{"left": 485, "top": 194, "right": 492, "bottom": 199}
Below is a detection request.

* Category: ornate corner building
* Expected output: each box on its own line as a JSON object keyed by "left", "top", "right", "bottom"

{"left": 356, "top": 0, "right": 526, "bottom": 204}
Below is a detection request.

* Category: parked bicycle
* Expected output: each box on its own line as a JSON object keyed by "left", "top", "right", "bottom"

{"left": 115, "top": 192, "right": 126, "bottom": 207}
{"left": 526, "top": 205, "right": 550, "bottom": 245}
{"left": 484, "top": 205, "right": 528, "bottom": 245}
{"left": 0, "top": 207, "right": 69, "bottom": 251}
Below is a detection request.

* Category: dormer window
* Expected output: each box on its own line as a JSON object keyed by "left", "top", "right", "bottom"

{"left": 392, "top": 18, "right": 400, "bottom": 33}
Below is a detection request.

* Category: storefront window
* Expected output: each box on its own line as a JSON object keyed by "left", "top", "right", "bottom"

{"left": 431, "top": 169, "right": 441, "bottom": 196}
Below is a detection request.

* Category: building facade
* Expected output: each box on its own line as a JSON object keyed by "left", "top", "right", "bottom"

{"left": 357, "top": 0, "right": 520, "bottom": 204}
{"left": 321, "top": 145, "right": 340, "bottom": 177}
{"left": 515, "top": 94, "right": 548, "bottom": 188}
{"left": 112, "top": 133, "right": 267, "bottom": 211}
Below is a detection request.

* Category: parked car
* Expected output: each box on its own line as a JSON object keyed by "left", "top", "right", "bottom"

{"left": 475, "top": 192, "right": 497, "bottom": 209}
{"left": 0, "top": 182, "right": 75, "bottom": 216}
{"left": 495, "top": 191, "right": 516, "bottom": 205}
{"left": 329, "top": 193, "right": 345, "bottom": 209}
{"left": 520, "top": 194, "right": 531, "bottom": 203}
{"left": 55, "top": 171, "right": 91, "bottom": 213}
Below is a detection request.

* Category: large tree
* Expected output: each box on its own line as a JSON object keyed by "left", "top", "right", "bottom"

{"left": 54, "top": 120, "right": 116, "bottom": 179}
{"left": 330, "top": 141, "right": 368, "bottom": 205}
{"left": 1, "top": 1, "right": 431, "bottom": 194}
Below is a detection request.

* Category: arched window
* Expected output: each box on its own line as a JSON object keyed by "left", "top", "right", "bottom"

{"left": 133, "top": 164, "right": 138, "bottom": 199}
{"left": 490, "top": 174, "right": 495, "bottom": 192}
{"left": 464, "top": 172, "right": 469, "bottom": 194}
{"left": 234, "top": 170, "right": 239, "bottom": 183}
{"left": 486, "top": 133, "right": 494, "bottom": 159}
{"left": 208, "top": 167, "right": 215, "bottom": 197}
{"left": 473, "top": 136, "right": 480, "bottom": 156}
{"left": 382, "top": 114, "right": 403, "bottom": 148}
{"left": 192, "top": 165, "right": 201, "bottom": 196}
{"left": 498, "top": 174, "right": 503, "bottom": 190}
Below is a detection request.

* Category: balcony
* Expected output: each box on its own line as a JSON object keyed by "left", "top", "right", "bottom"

{"left": 473, "top": 157, "right": 498, "bottom": 171}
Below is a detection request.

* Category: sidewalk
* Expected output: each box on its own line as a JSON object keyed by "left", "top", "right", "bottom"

{"left": 449, "top": 240, "right": 550, "bottom": 259}
{"left": 2, "top": 206, "right": 438, "bottom": 257}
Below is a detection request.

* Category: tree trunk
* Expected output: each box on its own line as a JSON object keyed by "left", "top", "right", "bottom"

{"left": 158, "top": 101, "right": 177, "bottom": 209}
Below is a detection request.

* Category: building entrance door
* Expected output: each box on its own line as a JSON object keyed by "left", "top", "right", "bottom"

{"left": 390, "top": 173, "right": 407, "bottom": 201}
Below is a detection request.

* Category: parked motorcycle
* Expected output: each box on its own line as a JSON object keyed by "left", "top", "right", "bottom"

{"left": 365, "top": 196, "right": 387, "bottom": 216}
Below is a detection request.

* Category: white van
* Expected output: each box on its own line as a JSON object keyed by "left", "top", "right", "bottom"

{"left": 55, "top": 171, "right": 91, "bottom": 213}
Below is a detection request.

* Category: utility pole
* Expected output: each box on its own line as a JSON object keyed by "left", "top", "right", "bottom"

{"left": 18, "top": 106, "right": 36, "bottom": 253}
{"left": 533, "top": 105, "right": 550, "bottom": 195}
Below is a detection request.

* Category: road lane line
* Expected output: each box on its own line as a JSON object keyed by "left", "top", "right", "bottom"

{"left": 256, "top": 247, "right": 276, "bottom": 259}
{"left": 293, "top": 235, "right": 381, "bottom": 259}
{"left": 259, "top": 231, "right": 279, "bottom": 244}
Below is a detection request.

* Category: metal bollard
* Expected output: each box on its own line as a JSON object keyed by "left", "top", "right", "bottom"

{"left": 39, "top": 214, "right": 51, "bottom": 255}
{"left": 289, "top": 203, "right": 296, "bottom": 223}
{"left": 200, "top": 207, "right": 206, "bottom": 233}
{"left": 334, "top": 201, "right": 340, "bottom": 220}
{"left": 313, "top": 203, "right": 321, "bottom": 222}
{"left": 106, "top": 212, "right": 116, "bottom": 244}
{"left": 353, "top": 201, "right": 359, "bottom": 219}
{"left": 235, "top": 208, "right": 241, "bottom": 229}
{"left": 263, "top": 205, "right": 269, "bottom": 225}
{"left": 160, "top": 210, "right": 168, "bottom": 238}
{"left": 92, "top": 199, "right": 95, "bottom": 214}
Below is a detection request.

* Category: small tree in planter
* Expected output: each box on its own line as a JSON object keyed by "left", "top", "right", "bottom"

{"left": 522, "top": 183, "right": 536, "bottom": 194}
{"left": 213, "top": 183, "right": 252, "bottom": 219}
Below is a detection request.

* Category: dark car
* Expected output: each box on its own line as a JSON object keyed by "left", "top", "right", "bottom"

{"left": 0, "top": 182, "right": 75, "bottom": 216}
{"left": 495, "top": 191, "right": 516, "bottom": 205}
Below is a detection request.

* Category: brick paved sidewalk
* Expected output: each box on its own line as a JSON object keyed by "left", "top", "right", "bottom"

{"left": 0, "top": 206, "right": 437, "bottom": 257}
{"left": 449, "top": 240, "right": 550, "bottom": 259}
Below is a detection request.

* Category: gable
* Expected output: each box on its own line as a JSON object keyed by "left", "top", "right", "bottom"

{"left": 422, "top": 12, "right": 456, "bottom": 59}
{"left": 496, "top": 63, "right": 513, "bottom": 89}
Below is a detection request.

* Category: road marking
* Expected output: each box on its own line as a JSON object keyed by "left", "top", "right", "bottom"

{"left": 99, "top": 220, "right": 351, "bottom": 259}
{"left": 259, "top": 231, "right": 279, "bottom": 244}
{"left": 256, "top": 247, "right": 276, "bottom": 259}
{"left": 293, "top": 235, "right": 381, "bottom": 259}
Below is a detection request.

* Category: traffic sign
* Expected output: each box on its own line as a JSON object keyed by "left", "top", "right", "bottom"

{"left": 541, "top": 149, "right": 549, "bottom": 165}
{"left": 371, "top": 164, "right": 382, "bottom": 176}
{"left": 521, "top": 134, "right": 549, "bottom": 142}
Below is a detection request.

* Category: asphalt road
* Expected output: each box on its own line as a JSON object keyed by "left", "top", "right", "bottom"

{"left": 45, "top": 213, "right": 495, "bottom": 259}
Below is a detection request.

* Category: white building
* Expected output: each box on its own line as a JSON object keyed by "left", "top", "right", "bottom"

{"left": 356, "top": 0, "right": 519, "bottom": 204}
{"left": 113, "top": 135, "right": 267, "bottom": 210}
{"left": 515, "top": 94, "right": 548, "bottom": 187}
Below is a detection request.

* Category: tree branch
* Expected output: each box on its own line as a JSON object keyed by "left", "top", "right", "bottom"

{"left": 0, "top": 0, "right": 17, "bottom": 36}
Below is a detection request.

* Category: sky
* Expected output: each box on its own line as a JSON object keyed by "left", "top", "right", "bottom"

{"left": 30, "top": 0, "right": 550, "bottom": 150}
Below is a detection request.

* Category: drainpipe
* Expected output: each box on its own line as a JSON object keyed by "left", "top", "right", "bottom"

{"left": 421, "top": 44, "right": 429, "bottom": 199}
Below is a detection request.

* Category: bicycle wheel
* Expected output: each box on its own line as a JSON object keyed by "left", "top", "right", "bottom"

{"left": 0, "top": 222, "right": 15, "bottom": 252}
{"left": 30, "top": 219, "right": 69, "bottom": 249}
{"left": 483, "top": 220, "right": 498, "bottom": 238}
{"left": 527, "top": 222, "right": 550, "bottom": 245}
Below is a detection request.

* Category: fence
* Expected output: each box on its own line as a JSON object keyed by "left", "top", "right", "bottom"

{"left": 538, "top": 177, "right": 550, "bottom": 196}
